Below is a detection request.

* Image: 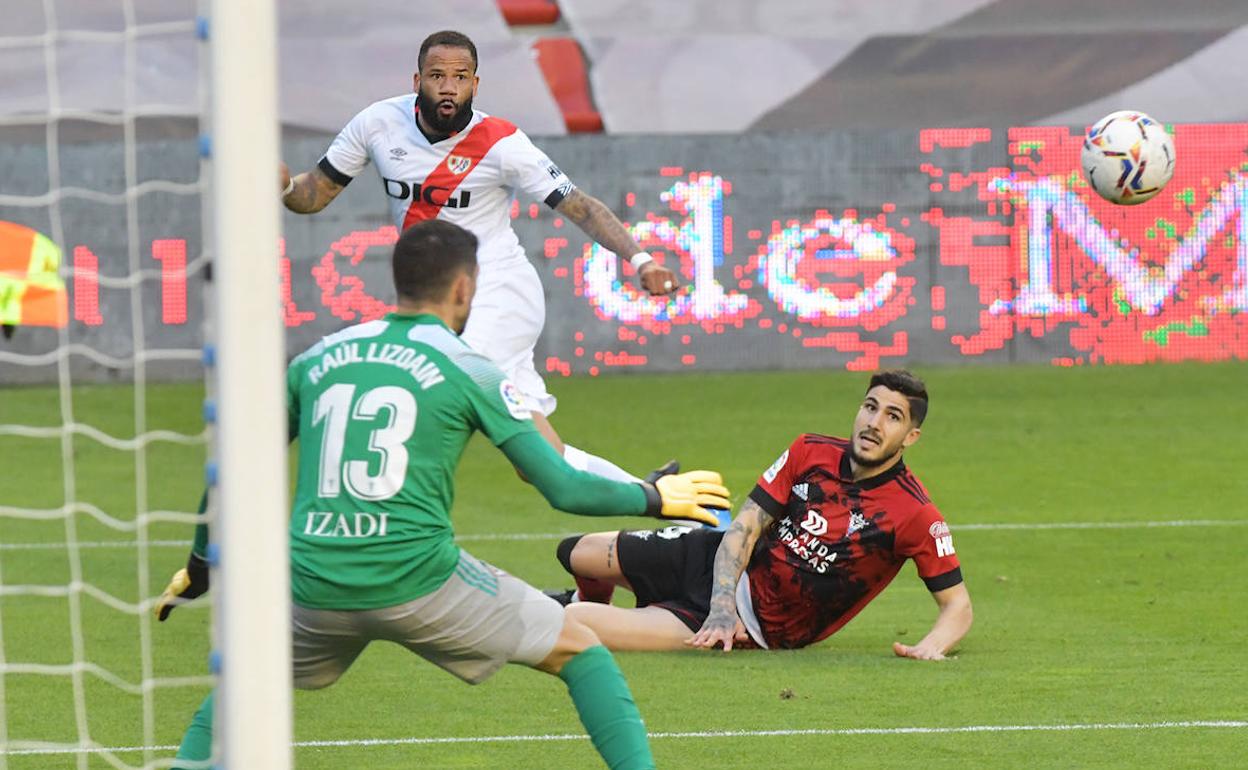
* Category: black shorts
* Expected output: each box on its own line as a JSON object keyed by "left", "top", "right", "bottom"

{"left": 615, "top": 526, "right": 725, "bottom": 632}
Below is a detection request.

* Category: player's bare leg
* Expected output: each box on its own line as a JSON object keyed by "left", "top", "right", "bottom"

{"left": 533, "top": 607, "right": 600, "bottom": 674}
{"left": 549, "top": 531, "right": 632, "bottom": 605}
{"left": 562, "top": 532, "right": 632, "bottom": 587}
{"left": 534, "top": 611, "right": 656, "bottom": 770}
{"left": 564, "top": 602, "right": 693, "bottom": 651}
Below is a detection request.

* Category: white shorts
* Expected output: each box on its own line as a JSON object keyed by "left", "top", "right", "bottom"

{"left": 291, "top": 550, "right": 565, "bottom": 688}
{"left": 461, "top": 262, "right": 557, "bottom": 417}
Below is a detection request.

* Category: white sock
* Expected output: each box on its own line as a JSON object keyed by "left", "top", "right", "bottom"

{"left": 563, "top": 444, "right": 641, "bottom": 483}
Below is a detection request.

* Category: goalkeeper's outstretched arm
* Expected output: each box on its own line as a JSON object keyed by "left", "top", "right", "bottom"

{"left": 158, "top": 381, "right": 300, "bottom": 622}
{"left": 154, "top": 490, "right": 211, "bottom": 621}
{"left": 278, "top": 161, "right": 346, "bottom": 214}
{"left": 500, "top": 431, "right": 729, "bottom": 527}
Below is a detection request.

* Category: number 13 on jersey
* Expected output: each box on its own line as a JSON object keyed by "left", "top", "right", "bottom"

{"left": 312, "top": 383, "right": 417, "bottom": 501}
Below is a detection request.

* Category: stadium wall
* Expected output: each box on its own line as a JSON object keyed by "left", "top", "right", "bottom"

{"left": 2, "top": 124, "right": 1245, "bottom": 383}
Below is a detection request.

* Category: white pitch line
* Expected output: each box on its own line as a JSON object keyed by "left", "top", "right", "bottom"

{"left": 2, "top": 519, "right": 1247, "bottom": 551}
{"left": 456, "top": 531, "right": 582, "bottom": 542}
{"left": 5, "top": 720, "right": 1245, "bottom": 756}
{"left": 0, "top": 539, "right": 194, "bottom": 551}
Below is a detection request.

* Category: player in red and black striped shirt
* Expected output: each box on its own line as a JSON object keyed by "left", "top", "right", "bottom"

{"left": 550, "top": 370, "right": 973, "bottom": 659}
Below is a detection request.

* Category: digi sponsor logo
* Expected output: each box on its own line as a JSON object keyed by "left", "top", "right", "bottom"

{"left": 380, "top": 178, "right": 473, "bottom": 209}
{"left": 762, "top": 449, "right": 789, "bottom": 483}
{"left": 499, "top": 379, "right": 532, "bottom": 420}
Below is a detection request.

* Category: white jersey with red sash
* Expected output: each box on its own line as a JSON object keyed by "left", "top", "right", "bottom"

{"left": 318, "top": 94, "right": 575, "bottom": 415}
{"left": 320, "top": 94, "right": 575, "bottom": 273}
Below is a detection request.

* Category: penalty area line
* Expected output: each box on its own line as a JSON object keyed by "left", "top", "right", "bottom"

{"left": 5, "top": 720, "right": 1246, "bottom": 756}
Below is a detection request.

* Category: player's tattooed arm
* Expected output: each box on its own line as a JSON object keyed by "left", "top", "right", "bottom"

{"left": 687, "top": 499, "right": 774, "bottom": 652}
{"left": 556, "top": 188, "right": 639, "bottom": 258}
{"left": 556, "top": 189, "right": 679, "bottom": 296}
{"left": 279, "top": 162, "right": 346, "bottom": 214}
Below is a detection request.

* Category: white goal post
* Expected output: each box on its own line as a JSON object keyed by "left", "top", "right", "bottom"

{"left": 208, "top": 0, "right": 292, "bottom": 767}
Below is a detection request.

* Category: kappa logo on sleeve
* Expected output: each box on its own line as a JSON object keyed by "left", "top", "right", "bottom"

{"left": 762, "top": 449, "right": 789, "bottom": 483}
{"left": 929, "top": 520, "right": 955, "bottom": 557}
{"left": 499, "top": 379, "right": 533, "bottom": 420}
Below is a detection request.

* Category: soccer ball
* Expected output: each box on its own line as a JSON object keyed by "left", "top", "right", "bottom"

{"left": 1080, "top": 110, "right": 1175, "bottom": 205}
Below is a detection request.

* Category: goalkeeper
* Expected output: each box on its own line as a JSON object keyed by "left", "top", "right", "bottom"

{"left": 155, "top": 219, "right": 730, "bottom": 770}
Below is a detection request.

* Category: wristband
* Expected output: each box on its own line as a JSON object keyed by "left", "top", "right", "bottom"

{"left": 629, "top": 252, "right": 654, "bottom": 270}
{"left": 638, "top": 482, "right": 663, "bottom": 517}
{"left": 281, "top": 178, "right": 295, "bottom": 198}
{"left": 183, "top": 552, "right": 211, "bottom": 597}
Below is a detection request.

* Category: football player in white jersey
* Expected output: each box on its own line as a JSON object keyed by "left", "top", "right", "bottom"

{"left": 279, "top": 29, "right": 678, "bottom": 486}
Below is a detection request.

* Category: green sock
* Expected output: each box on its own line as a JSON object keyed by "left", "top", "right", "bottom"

{"left": 558, "top": 645, "right": 655, "bottom": 770}
{"left": 173, "top": 690, "right": 214, "bottom": 769}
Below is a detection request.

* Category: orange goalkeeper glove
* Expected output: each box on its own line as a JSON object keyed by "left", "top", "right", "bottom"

{"left": 154, "top": 553, "right": 209, "bottom": 621}
{"left": 641, "top": 470, "right": 731, "bottom": 527}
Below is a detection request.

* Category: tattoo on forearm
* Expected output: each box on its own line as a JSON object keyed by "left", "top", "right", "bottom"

{"left": 284, "top": 168, "right": 342, "bottom": 214}
{"left": 283, "top": 177, "right": 317, "bottom": 211}
{"left": 557, "top": 189, "right": 639, "bottom": 257}
{"left": 606, "top": 538, "right": 615, "bottom": 570}
{"left": 709, "top": 528, "right": 746, "bottom": 613}
{"left": 707, "top": 499, "right": 772, "bottom": 617}
{"left": 708, "top": 526, "right": 748, "bottom": 613}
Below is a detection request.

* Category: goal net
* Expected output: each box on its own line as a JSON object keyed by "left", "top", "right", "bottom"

{"left": 0, "top": 1, "right": 289, "bottom": 767}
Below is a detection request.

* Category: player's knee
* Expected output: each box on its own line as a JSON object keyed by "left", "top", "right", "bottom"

{"left": 561, "top": 612, "right": 601, "bottom": 651}
{"left": 556, "top": 535, "right": 581, "bottom": 575}
{"left": 537, "top": 612, "right": 601, "bottom": 674}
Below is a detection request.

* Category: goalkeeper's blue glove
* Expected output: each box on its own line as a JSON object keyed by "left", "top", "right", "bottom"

{"left": 155, "top": 553, "right": 209, "bottom": 621}
{"left": 641, "top": 470, "right": 731, "bottom": 527}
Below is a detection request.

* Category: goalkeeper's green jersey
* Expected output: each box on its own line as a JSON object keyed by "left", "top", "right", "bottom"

{"left": 286, "top": 312, "right": 540, "bottom": 610}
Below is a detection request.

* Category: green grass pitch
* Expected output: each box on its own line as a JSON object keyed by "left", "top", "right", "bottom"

{"left": 1, "top": 361, "right": 1246, "bottom": 768}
